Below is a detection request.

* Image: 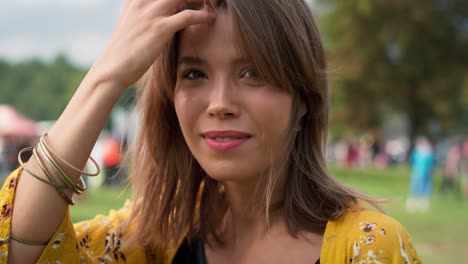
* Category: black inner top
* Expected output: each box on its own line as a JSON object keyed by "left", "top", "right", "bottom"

{"left": 172, "top": 237, "right": 320, "bottom": 264}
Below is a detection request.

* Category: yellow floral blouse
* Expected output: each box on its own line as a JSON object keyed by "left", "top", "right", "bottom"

{"left": 0, "top": 169, "right": 422, "bottom": 263}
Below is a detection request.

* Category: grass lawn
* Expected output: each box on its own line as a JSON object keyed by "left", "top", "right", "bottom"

{"left": 330, "top": 166, "right": 468, "bottom": 263}
{"left": 70, "top": 166, "right": 468, "bottom": 263}
{"left": 70, "top": 185, "right": 131, "bottom": 223}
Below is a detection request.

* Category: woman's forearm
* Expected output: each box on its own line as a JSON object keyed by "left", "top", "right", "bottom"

{"left": 9, "top": 72, "right": 124, "bottom": 263}
{"left": 7, "top": 0, "right": 215, "bottom": 261}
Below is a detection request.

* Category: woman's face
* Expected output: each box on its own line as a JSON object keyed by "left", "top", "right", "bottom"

{"left": 174, "top": 11, "right": 293, "bottom": 183}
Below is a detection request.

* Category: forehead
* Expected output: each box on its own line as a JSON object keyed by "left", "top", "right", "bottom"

{"left": 178, "top": 11, "right": 243, "bottom": 61}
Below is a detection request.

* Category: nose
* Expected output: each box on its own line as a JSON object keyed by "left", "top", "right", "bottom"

{"left": 206, "top": 77, "right": 240, "bottom": 119}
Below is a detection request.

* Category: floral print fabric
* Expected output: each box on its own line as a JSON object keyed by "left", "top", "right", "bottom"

{"left": 0, "top": 169, "right": 158, "bottom": 264}
{"left": 0, "top": 169, "right": 421, "bottom": 263}
{"left": 321, "top": 207, "right": 421, "bottom": 263}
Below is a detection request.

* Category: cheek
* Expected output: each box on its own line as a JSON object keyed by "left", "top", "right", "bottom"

{"left": 247, "top": 93, "right": 293, "bottom": 155}
{"left": 265, "top": 111, "right": 291, "bottom": 151}
{"left": 174, "top": 90, "right": 198, "bottom": 138}
{"left": 253, "top": 95, "right": 292, "bottom": 135}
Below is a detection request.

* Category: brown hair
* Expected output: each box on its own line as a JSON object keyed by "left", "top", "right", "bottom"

{"left": 127, "top": 0, "right": 381, "bottom": 252}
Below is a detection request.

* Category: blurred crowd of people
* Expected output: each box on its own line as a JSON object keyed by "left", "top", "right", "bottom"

{"left": 406, "top": 137, "right": 468, "bottom": 213}
{"left": 327, "top": 134, "right": 468, "bottom": 213}
{"left": 326, "top": 134, "right": 407, "bottom": 169}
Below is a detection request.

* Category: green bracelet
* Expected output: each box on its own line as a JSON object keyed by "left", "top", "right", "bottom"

{"left": 10, "top": 234, "right": 49, "bottom": 246}
{"left": 18, "top": 147, "right": 75, "bottom": 205}
{"left": 32, "top": 148, "right": 67, "bottom": 188}
{"left": 42, "top": 133, "right": 100, "bottom": 177}
{"left": 33, "top": 148, "right": 75, "bottom": 205}
{"left": 38, "top": 139, "right": 86, "bottom": 194}
{"left": 18, "top": 147, "right": 64, "bottom": 189}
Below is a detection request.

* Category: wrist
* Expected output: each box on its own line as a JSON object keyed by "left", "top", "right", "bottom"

{"left": 83, "top": 67, "right": 128, "bottom": 100}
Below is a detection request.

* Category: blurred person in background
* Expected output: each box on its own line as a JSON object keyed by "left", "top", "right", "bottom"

{"left": 0, "top": 0, "right": 421, "bottom": 263}
{"left": 102, "top": 136, "right": 123, "bottom": 185}
{"left": 344, "top": 140, "right": 359, "bottom": 168}
{"left": 406, "top": 136, "right": 436, "bottom": 213}
{"left": 441, "top": 140, "right": 464, "bottom": 194}
{"left": 358, "top": 135, "right": 372, "bottom": 167}
{"left": 370, "top": 134, "right": 383, "bottom": 162}
{"left": 460, "top": 139, "right": 468, "bottom": 198}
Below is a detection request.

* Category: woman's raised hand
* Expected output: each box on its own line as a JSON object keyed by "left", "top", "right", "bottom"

{"left": 8, "top": 3, "right": 215, "bottom": 263}
{"left": 90, "top": 0, "right": 215, "bottom": 91}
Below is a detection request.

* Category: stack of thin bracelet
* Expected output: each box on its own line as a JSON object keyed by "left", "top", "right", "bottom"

{"left": 11, "top": 134, "right": 100, "bottom": 247}
{"left": 17, "top": 133, "right": 100, "bottom": 205}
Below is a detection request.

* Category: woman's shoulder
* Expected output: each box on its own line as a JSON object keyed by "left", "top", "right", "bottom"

{"left": 325, "top": 206, "right": 411, "bottom": 248}
{"left": 73, "top": 201, "right": 157, "bottom": 263}
{"left": 74, "top": 200, "right": 133, "bottom": 232}
{"left": 321, "top": 205, "right": 422, "bottom": 263}
{"left": 328, "top": 206, "right": 404, "bottom": 233}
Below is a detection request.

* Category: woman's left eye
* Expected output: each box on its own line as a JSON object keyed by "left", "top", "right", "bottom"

{"left": 241, "top": 69, "right": 258, "bottom": 79}
{"left": 182, "top": 69, "right": 207, "bottom": 80}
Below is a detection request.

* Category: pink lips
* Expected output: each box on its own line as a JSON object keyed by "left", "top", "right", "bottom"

{"left": 202, "top": 130, "right": 251, "bottom": 152}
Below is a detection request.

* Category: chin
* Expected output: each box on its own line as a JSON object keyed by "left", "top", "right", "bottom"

{"left": 202, "top": 165, "right": 258, "bottom": 183}
{"left": 204, "top": 169, "right": 243, "bottom": 182}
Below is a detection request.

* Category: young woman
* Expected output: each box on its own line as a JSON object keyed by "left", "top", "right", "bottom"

{"left": 0, "top": 0, "right": 421, "bottom": 263}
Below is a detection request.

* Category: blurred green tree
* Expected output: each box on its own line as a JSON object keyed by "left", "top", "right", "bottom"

{"left": 0, "top": 55, "right": 85, "bottom": 120}
{"left": 0, "top": 55, "right": 135, "bottom": 122}
{"left": 318, "top": 0, "right": 468, "bottom": 142}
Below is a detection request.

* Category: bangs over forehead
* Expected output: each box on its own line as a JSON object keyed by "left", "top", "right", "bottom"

{"left": 187, "top": 0, "right": 291, "bottom": 90}
{"left": 228, "top": 0, "right": 326, "bottom": 98}
{"left": 177, "top": 0, "right": 242, "bottom": 61}
{"left": 163, "top": 0, "right": 326, "bottom": 109}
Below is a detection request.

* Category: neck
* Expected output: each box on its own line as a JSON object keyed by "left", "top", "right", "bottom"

{"left": 220, "top": 180, "right": 285, "bottom": 246}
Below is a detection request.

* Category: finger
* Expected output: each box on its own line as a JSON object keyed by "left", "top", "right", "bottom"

{"left": 157, "top": 0, "right": 186, "bottom": 14}
{"left": 164, "top": 9, "right": 215, "bottom": 32}
{"left": 162, "top": 0, "right": 214, "bottom": 15}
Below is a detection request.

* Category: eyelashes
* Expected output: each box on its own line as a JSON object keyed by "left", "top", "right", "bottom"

{"left": 179, "top": 68, "right": 261, "bottom": 82}
{"left": 241, "top": 69, "right": 258, "bottom": 79}
{"left": 182, "top": 69, "right": 207, "bottom": 80}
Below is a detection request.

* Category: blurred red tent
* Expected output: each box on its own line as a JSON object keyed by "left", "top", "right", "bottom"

{"left": 0, "top": 105, "right": 38, "bottom": 137}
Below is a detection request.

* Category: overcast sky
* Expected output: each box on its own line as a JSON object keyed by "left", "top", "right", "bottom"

{"left": 0, "top": 0, "right": 125, "bottom": 67}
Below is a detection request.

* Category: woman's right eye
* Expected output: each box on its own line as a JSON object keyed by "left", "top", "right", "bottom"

{"left": 182, "top": 70, "right": 207, "bottom": 80}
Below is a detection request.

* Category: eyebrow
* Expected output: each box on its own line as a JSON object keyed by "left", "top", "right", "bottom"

{"left": 177, "top": 56, "right": 252, "bottom": 67}
{"left": 178, "top": 56, "right": 206, "bottom": 66}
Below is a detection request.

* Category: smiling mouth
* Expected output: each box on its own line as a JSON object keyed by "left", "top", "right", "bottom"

{"left": 202, "top": 131, "right": 251, "bottom": 151}
{"left": 203, "top": 137, "right": 250, "bottom": 152}
{"left": 202, "top": 130, "right": 251, "bottom": 139}
{"left": 212, "top": 137, "right": 246, "bottom": 142}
